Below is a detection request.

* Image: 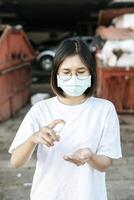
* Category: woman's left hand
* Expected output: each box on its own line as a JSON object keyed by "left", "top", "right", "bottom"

{"left": 63, "top": 148, "right": 92, "bottom": 166}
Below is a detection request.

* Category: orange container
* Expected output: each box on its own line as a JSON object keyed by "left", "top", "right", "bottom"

{"left": 95, "top": 8, "right": 134, "bottom": 113}
{"left": 0, "top": 25, "right": 35, "bottom": 71}
{"left": 0, "top": 99, "right": 11, "bottom": 122}
{"left": 22, "top": 88, "right": 30, "bottom": 105}
{"left": 98, "top": 7, "right": 134, "bottom": 27}
{"left": 11, "top": 84, "right": 31, "bottom": 117}
{"left": 12, "top": 65, "right": 32, "bottom": 90}
{"left": 0, "top": 73, "right": 13, "bottom": 102}
{"left": 11, "top": 92, "right": 23, "bottom": 116}
{"left": 96, "top": 65, "right": 134, "bottom": 113}
{"left": 0, "top": 25, "right": 34, "bottom": 122}
{"left": 0, "top": 65, "right": 32, "bottom": 122}
{"left": 0, "top": 87, "right": 31, "bottom": 122}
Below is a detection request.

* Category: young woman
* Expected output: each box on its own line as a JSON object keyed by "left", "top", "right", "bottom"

{"left": 9, "top": 39, "right": 122, "bottom": 200}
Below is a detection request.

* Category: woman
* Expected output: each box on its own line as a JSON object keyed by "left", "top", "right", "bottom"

{"left": 9, "top": 39, "right": 122, "bottom": 200}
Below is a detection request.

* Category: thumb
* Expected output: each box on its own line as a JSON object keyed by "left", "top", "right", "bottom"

{"left": 63, "top": 155, "right": 70, "bottom": 160}
{"left": 47, "top": 119, "right": 65, "bottom": 129}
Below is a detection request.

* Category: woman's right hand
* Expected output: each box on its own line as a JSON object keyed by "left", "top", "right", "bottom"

{"left": 30, "top": 119, "right": 65, "bottom": 147}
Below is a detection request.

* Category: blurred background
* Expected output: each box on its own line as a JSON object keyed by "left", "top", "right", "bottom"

{"left": 0, "top": 0, "right": 134, "bottom": 199}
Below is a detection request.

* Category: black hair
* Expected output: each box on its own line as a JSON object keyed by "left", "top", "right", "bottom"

{"left": 51, "top": 38, "right": 97, "bottom": 97}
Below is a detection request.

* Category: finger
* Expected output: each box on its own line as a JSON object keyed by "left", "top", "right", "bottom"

{"left": 66, "top": 158, "right": 83, "bottom": 166}
{"left": 47, "top": 119, "right": 65, "bottom": 129}
{"left": 63, "top": 156, "right": 74, "bottom": 162}
{"left": 78, "top": 155, "right": 90, "bottom": 162}
{"left": 64, "top": 155, "right": 78, "bottom": 161}
{"left": 69, "top": 151, "right": 90, "bottom": 162}
{"left": 63, "top": 155, "right": 69, "bottom": 160}
{"left": 64, "top": 156, "right": 77, "bottom": 164}
{"left": 63, "top": 155, "right": 76, "bottom": 161}
{"left": 47, "top": 129, "right": 60, "bottom": 142}
{"left": 37, "top": 137, "right": 51, "bottom": 147}
{"left": 42, "top": 134, "right": 55, "bottom": 146}
{"left": 43, "top": 140, "right": 51, "bottom": 147}
{"left": 70, "top": 158, "right": 84, "bottom": 165}
{"left": 82, "top": 158, "right": 90, "bottom": 162}
{"left": 70, "top": 157, "right": 85, "bottom": 165}
{"left": 42, "top": 127, "right": 60, "bottom": 142}
{"left": 73, "top": 159, "right": 85, "bottom": 165}
{"left": 64, "top": 156, "right": 83, "bottom": 165}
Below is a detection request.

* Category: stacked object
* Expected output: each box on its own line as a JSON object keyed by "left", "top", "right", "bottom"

{"left": 0, "top": 25, "right": 35, "bottom": 122}
{"left": 95, "top": 7, "right": 134, "bottom": 113}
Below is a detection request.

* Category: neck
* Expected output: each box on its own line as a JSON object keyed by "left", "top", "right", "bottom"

{"left": 57, "top": 95, "right": 88, "bottom": 105}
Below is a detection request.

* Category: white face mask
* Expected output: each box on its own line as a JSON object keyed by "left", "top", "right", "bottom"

{"left": 57, "top": 75, "right": 92, "bottom": 97}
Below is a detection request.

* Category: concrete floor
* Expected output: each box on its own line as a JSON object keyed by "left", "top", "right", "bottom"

{"left": 0, "top": 84, "right": 134, "bottom": 200}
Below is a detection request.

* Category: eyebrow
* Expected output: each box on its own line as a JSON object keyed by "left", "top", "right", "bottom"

{"left": 61, "top": 67, "right": 87, "bottom": 70}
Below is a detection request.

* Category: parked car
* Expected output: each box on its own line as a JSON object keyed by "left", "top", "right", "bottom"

{"left": 32, "top": 40, "right": 56, "bottom": 83}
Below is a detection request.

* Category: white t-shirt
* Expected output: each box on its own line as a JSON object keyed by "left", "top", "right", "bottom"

{"left": 9, "top": 96, "right": 122, "bottom": 200}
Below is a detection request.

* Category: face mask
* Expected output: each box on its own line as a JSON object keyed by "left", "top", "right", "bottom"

{"left": 57, "top": 75, "right": 92, "bottom": 97}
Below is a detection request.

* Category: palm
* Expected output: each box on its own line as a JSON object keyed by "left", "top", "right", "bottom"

{"left": 64, "top": 148, "right": 92, "bottom": 166}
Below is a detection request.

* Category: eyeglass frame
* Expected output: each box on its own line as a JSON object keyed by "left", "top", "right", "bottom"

{"left": 57, "top": 70, "right": 91, "bottom": 81}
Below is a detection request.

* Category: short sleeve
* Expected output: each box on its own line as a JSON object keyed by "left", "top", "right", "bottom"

{"left": 8, "top": 106, "right": 40, "bottom": 154}
{"left": 96, "top": 103, "right": 122, "bottom": 159}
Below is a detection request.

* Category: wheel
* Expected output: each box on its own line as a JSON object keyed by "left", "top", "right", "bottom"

{"left": 39, "top": 55, "right": 53, "bottom": 72}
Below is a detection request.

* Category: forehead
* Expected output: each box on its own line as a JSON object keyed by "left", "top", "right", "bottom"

{"left": 59, "top": 54, "right": 88, "bottom": 70}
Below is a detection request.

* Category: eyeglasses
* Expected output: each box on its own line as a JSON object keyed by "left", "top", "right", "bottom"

{"left": 57, "top": 71, "right": 90, "bottom": 81}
